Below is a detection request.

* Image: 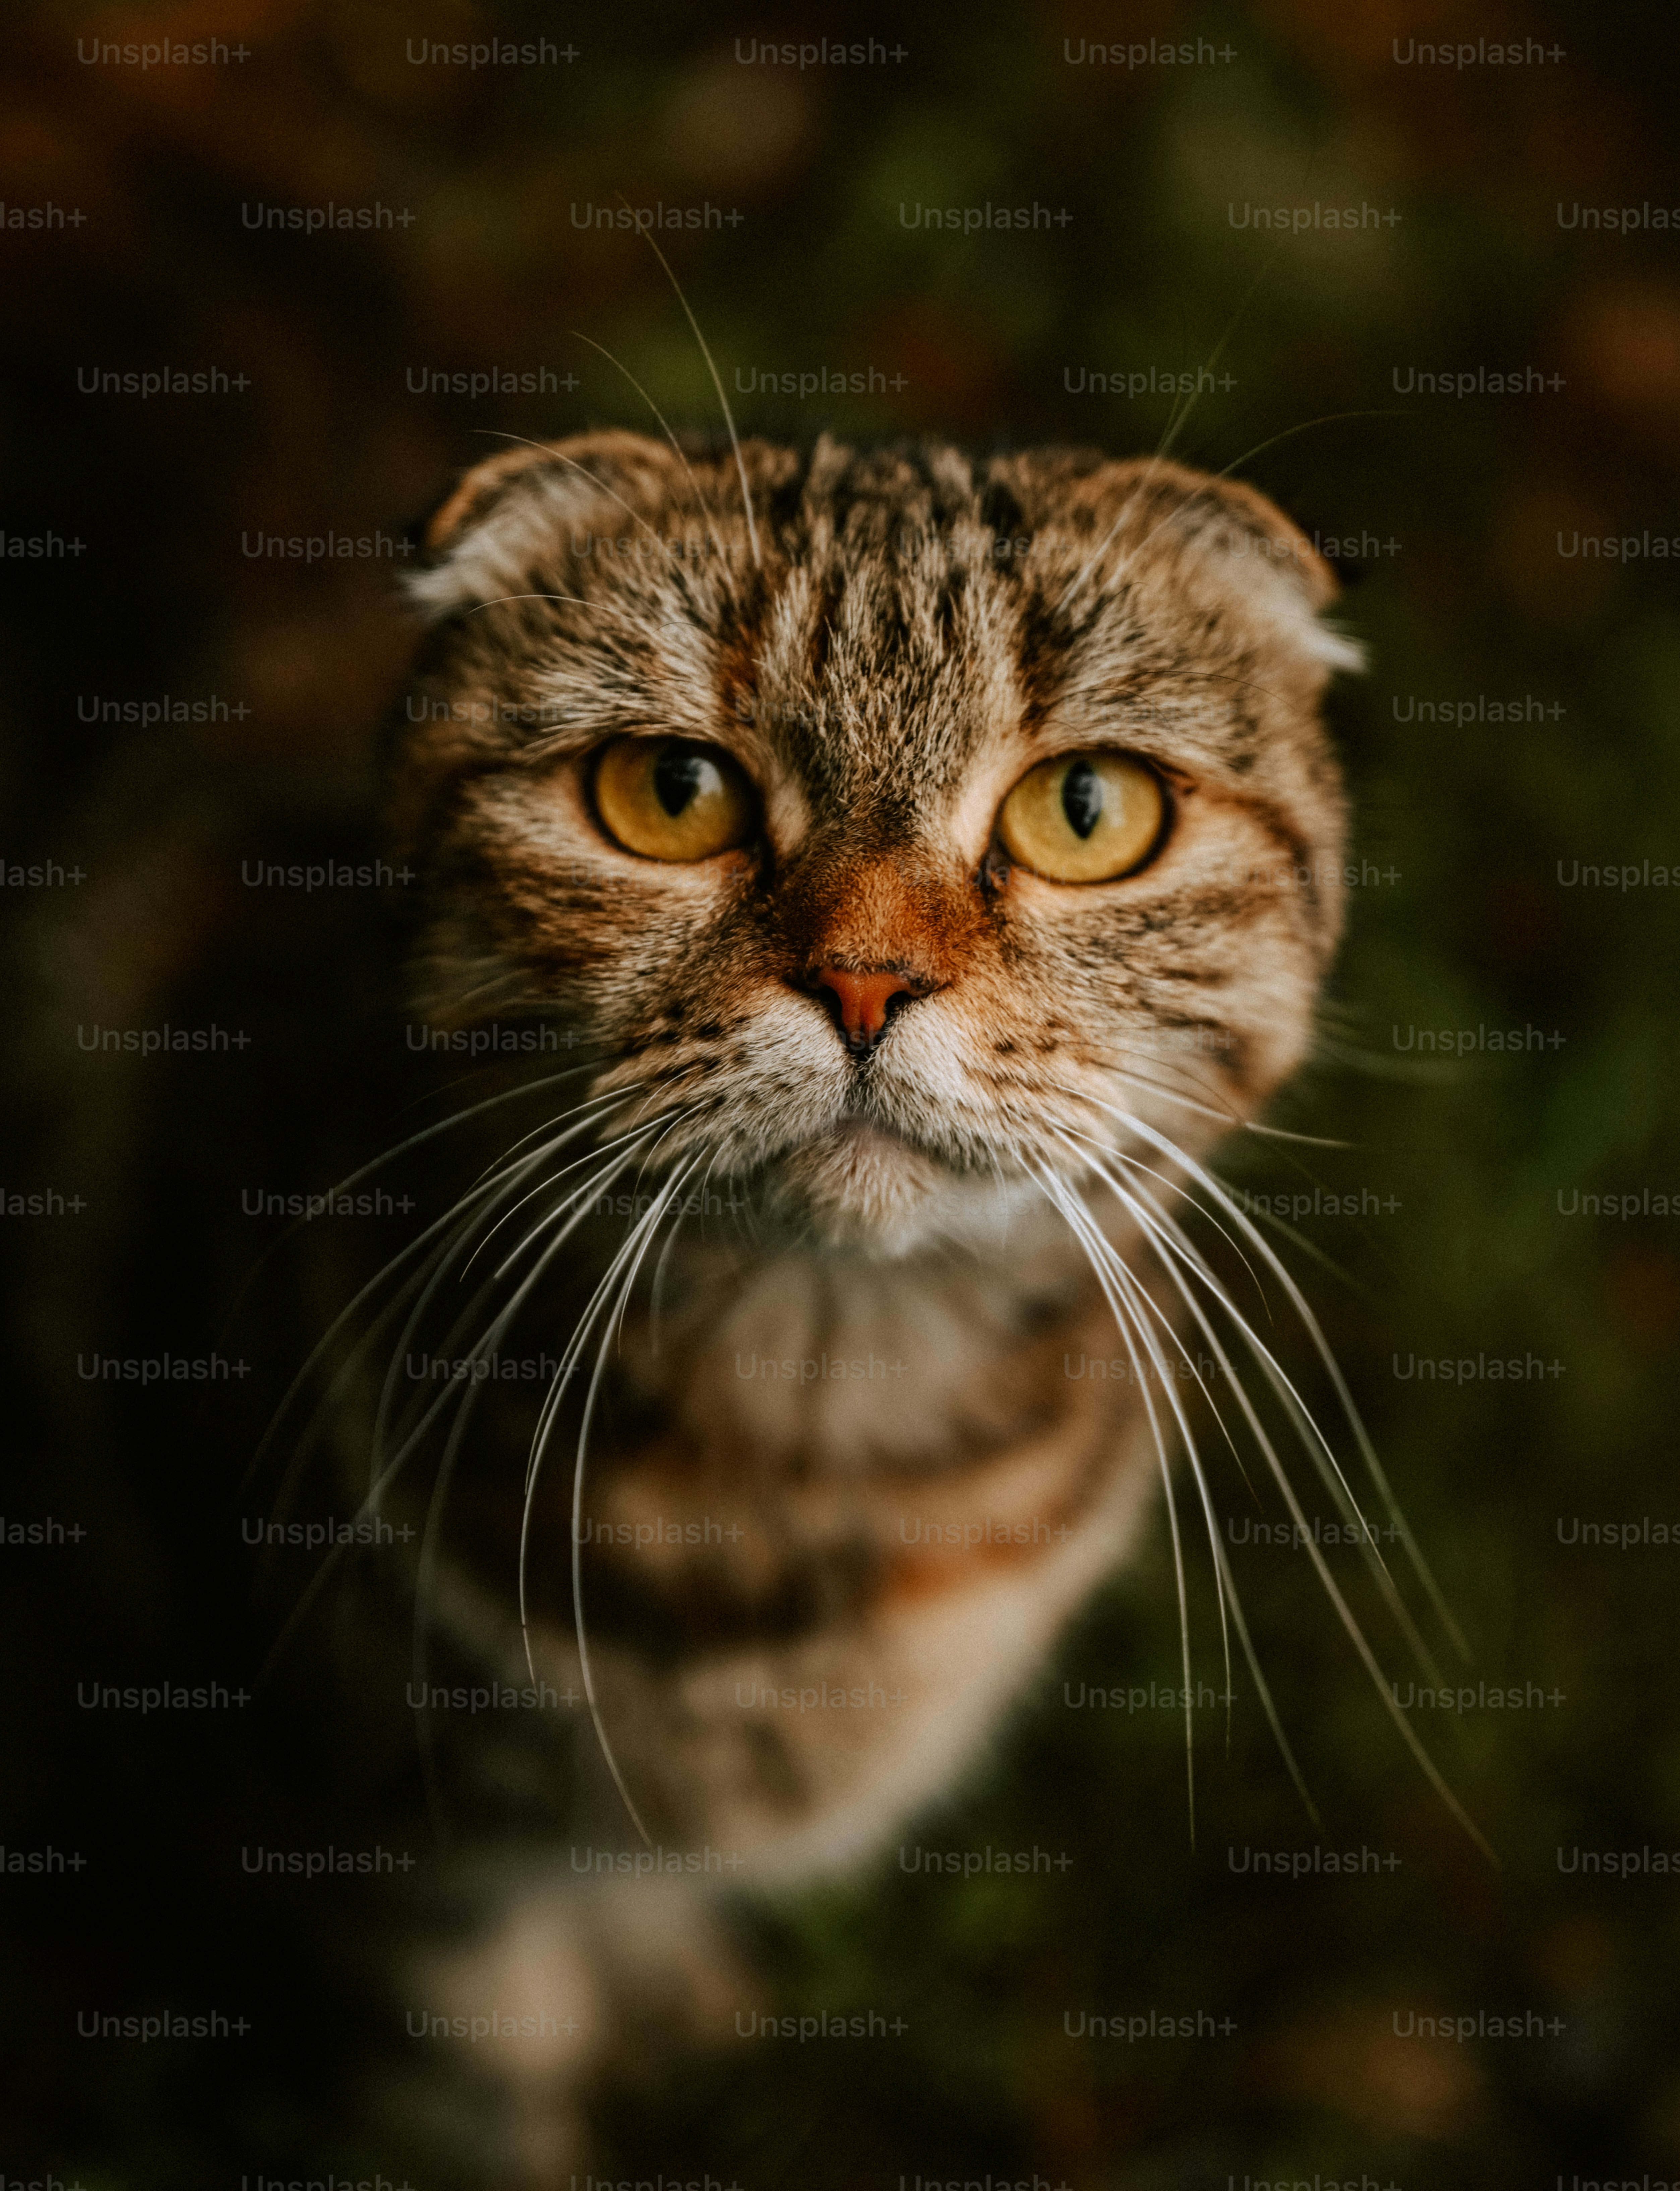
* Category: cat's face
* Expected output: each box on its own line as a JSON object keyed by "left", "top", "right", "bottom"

{"left": 395, "top": 432, "right": 1354, "bottom": 1254}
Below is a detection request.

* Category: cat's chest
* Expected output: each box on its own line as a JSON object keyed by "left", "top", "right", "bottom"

{"left": 521, "top": 1231, "right": 1156, "bottom": 1625}
{"left": 650, "top": 1242, "right": 1086, "bottom": 1464}
{"left": 377, "top": 1216, "right": 1171, "bottom": 1865}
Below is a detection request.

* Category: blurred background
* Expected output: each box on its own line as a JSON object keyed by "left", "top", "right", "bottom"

{"left": 4, "top": 0, "right": 1679, "bottom": 2182}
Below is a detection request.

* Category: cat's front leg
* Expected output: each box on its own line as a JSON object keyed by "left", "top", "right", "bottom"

{"left": 391, "top": 1861, "right": 751, "bottom": 2186}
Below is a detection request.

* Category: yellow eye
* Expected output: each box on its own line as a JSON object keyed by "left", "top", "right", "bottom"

{"left": 592, "top": 737, "right": 756, "bottom": 862}
{"left": 996, "top": 751, "right": 1166, "bottom": 883}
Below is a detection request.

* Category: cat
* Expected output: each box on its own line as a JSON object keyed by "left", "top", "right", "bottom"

{"left": 14, "top": 428, "right": 1396, "bottom": 2185}
{"left": 371, "top": 426, "right": 1380, "bottom": 2174}
{"left": 383, "top": 425, "right": 1361, "bottom": 1864}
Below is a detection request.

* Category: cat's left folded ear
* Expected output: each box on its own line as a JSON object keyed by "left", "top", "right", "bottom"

{"left": 415, "top": 444, "right": 563, "bottom": 556}
{"left": 402, "top": 431, "right": 684, "bottom": 621}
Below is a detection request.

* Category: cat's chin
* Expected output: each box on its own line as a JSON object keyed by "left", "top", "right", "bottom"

{"left": 765, "top": 1120, "right": 961, "bottom": 1256}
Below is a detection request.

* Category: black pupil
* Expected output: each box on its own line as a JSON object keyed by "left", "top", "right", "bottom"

{"left": 653, "top": 745, "right": 711, "bottom": 817}
{"left": 1061, "top": 759, "right": 1104, "bottom": 840}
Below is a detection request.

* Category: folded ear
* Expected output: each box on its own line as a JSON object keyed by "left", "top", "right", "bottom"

{"left": 1162, "top": 464, "right": 1365, "bottom": 675}
{"left": 987, "top": 450, "right": 1364, "bottom": 677}
{"left": 405, "top": 429, "right": 680, "bottom": 620}
{"left": 419, "top": 442, "right": 560, "bottom": 555}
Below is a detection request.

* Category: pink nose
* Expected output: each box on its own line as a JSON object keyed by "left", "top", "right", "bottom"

{"left": 812, "top": 967, "right": 920, "bottom": 1049}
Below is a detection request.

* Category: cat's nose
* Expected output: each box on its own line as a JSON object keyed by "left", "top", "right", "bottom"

{"left": 808, "top": 966, "right": 924, "bottom": 1054}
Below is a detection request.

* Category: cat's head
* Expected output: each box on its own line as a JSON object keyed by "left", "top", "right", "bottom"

{"left": 393, "top": 431, "right": 1356, "bottom": 1255}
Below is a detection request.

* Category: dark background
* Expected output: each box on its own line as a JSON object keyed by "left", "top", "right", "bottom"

{"left": 4, "top": 0, "right": 1679, "bottom": 2182}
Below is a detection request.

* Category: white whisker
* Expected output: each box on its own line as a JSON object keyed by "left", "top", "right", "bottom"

{"left": 623, "top": 215, "right": 762, "bottom": 568}
{"left": 1031, "top": 1163, "right": 1207, "bottom": 1838}
{"left": 1043, "top": 1109, "right": 1493, "bottom": 1859}
{"left": 241, "top": 1067, "right": 612, "bottom": 1494}
{"left": 1041, "top": 1164, "right": 1321, "bottom": 1815}
{"left": 1073, "top": 1089, "right": 1464, "bottom": 1653}
{"left": 1073, "top": 1127, "right": 1443, "bottom": 1677}
{"left": 369, "top": 1102, "right": 650, "bottom": 1486}
{"left": 565, "top": 1155, "right": 707, "bottom": 1845}
{"left": 467, "top": 1104, "right": 667, "bottom": 1280}
{"left": 256, "top": 1125, "right": 672, "bottom": 1690}
{"left": 566, "top": 338, "right": 737, "bottom": 590}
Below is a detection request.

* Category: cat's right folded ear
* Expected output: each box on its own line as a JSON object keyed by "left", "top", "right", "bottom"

{"left": 415, "top": 444, "right": 562, "bottom": 557}
{"left": 403, "top": 441, "right": 579, "bottom": 621}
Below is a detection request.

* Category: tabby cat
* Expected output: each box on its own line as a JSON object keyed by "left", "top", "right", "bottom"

{"left": 21, "top": 428, "right": 1398, "bottom": 2183}
{"left": 374, "top": 426, "right": 1379, "bottom": 2165}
